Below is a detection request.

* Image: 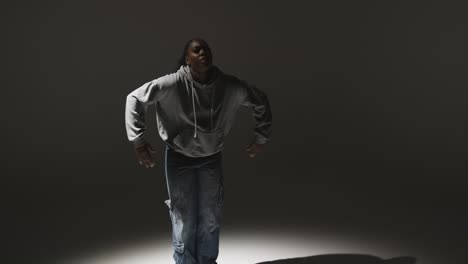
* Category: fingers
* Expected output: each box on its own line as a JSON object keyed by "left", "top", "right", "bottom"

{"left": 145, "top": 160, "right": 156, "bottom": 168}
{"left": 245, "top": 145, "right": 257, "bottom": 158}
{"left": 139, "top": 155, "right": 155, "bottom": 167}
{"left": 245, "top": 142, "right": 267, "bottom": 158}
{"left": 136, "top": 146, "right": 156, "bottom": 168}
{"left": 139, "top": 158, "right": 155, "bottom": 168}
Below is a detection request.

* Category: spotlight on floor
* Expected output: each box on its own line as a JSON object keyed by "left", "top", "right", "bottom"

{"left": 65, "top": 228, "right": 425, "bottom": 264}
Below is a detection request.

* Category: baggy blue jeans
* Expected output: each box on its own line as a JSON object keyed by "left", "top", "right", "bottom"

{"left": 164, "top": 144, "right": 224, "bottom": 264}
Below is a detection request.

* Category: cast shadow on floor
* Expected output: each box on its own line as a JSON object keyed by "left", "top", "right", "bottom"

{"left": 256, "top": 254, "right": 417, "bottom": 264}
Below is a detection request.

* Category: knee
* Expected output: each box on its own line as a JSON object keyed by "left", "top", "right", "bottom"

{"left": 199, "top": 215, "right": 221, "bottom": 234}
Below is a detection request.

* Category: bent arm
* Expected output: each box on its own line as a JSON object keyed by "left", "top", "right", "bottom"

{"left": 125, "top": 80, "right": 159, "bottom": 147}
{"left": 239, "top": 80, "right": 273, "bottom": 144}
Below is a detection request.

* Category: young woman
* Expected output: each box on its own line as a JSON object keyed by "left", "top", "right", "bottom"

{"left": 125, "top": 37, "right": 272, "bottom": 264}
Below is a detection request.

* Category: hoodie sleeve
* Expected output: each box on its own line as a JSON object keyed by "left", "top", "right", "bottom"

{"left": 125, "top": 79, "right": 160, "bottom": 147}
{"left": 238, "top": 80, "right": 273, "bottom": 144}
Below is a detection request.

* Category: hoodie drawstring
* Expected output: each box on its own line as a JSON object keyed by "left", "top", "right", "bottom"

{"left": 190, "top": 81, "right": 197, "bottom": 138}
{"left": 210, "top": 85, "right": 215, "bottom": 130}
{"left": 183, "top": 76, "right": 198, "bottom": 138}
{"left": 182, "top": 65, "right": 217, "bottom": 139}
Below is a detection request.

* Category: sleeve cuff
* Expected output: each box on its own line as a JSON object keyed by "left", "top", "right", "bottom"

{"left": 254, "top": 133, "right": 269, "bottom": 144}
{"left": 131, "top": 137, "right": 147, "bottom": 148}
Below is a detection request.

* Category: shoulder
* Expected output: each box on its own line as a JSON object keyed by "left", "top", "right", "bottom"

{"left": 134, "top": 72, "right": 179, "bottom": 94}
{"left": 222, "top": 73, "right": 249, "bottom": 89}
{"left": 152, "top": 72, "right": 180, "bottom": 88}
{"left": 223, "top": 73, "right": 240, "bottom": 83}
{"left": 128, "top": 72, "right": 179, "bottom": 100}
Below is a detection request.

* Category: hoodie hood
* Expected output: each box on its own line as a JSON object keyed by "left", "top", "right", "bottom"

{"left": 178, "top": 64, "right": 222, "bottom": 88}
{"left": 177, "top": 65, "right": 223, "bottom": 138}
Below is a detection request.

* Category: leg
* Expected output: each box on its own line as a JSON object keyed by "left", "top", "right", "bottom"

{"left": 165, "top": 146, "right": 199, "bottom": 264}
{"left": 196, "top": 152, "right": 224, "bottom": 264}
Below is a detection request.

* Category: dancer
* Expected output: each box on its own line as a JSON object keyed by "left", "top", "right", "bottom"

{"left": 125, "top": 37, "right": 272, "bottom": 264}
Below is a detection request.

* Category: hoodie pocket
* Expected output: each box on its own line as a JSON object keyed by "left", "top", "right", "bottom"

{"left": 172, "top": 128, "right": 223, "bottom": 156}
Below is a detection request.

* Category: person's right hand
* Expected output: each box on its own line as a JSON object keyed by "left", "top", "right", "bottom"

{"left": 135, "top": 143, "right": 156, "bottom": 168}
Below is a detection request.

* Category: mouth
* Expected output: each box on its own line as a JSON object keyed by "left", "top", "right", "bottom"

{"left": 200, "top": 58, "right": 211, "bottom": 65}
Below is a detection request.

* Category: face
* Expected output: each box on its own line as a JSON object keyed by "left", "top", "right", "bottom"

{"left": 185, "top": 39, "right": 213, "bottom": 72}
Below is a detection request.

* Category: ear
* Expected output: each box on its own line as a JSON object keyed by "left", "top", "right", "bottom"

{"left": 185, "top": 57, "right": 189, "bottom": 65}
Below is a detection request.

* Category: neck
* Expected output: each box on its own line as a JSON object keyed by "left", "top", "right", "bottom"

{"left": 190, "top": 67, "right": 213, "bottom": 84}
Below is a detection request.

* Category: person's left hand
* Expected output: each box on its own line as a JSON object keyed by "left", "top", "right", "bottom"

{"left": 245, "top": 141, "right": 266, "bottom": 158}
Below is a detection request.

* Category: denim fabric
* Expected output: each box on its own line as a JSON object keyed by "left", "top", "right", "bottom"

{"left": 164, "top": 144, "right": 224, "bottom": 264}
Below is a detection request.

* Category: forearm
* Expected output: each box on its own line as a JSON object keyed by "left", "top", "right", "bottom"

{"left": 247, "top": 86, "right": 273, "bottom": 144}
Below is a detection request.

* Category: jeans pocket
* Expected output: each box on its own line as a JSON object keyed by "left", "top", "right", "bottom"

{"left": 173, "top": 241, "right": 184, "bottom": 254}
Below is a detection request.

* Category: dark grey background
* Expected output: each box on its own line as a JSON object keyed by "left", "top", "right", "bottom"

{"left": 4, "top": 1, "right": 468, "bottom": 263}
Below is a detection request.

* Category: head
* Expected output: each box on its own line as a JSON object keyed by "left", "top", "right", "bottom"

{"left": 175, "top": 38, "right": 213, "bottom": 73}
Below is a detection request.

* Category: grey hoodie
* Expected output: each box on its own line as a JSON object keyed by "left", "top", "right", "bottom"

{"left": 125, "top": 65, "right": 272, "bottom": 157}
